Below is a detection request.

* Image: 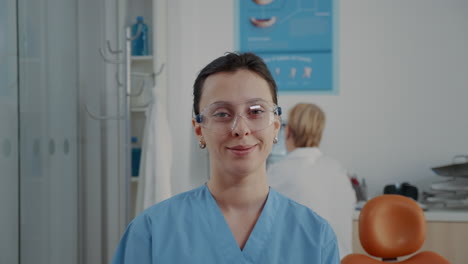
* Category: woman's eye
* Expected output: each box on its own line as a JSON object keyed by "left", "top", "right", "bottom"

{"left": 248, "top": 109, "right": 265, "bottom": 118}
{"left": 251, "top": 109, "right": 264, "bottom": 115}
{"left": 213, "top": 112, "right": 230, "bottom": 118}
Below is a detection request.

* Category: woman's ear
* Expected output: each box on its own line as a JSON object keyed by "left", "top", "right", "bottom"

{"left": 192, "top": 118, "right": 203, "bottom": 137}
{"left": 274, "top": 117, "right": 281, "bottom": 132}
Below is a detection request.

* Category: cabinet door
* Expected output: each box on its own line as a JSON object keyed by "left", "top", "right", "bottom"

{"left": 0, "top": 0, "right": 19, "bottom": 263}
{"left": 18, "top": 0, "right": 79, "bottom": 263}
{"left": 423, "top": 221, "right": 468, "bottom": 264}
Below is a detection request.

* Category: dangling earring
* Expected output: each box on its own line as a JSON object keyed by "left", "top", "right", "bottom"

{"left": 199, "top": 139, "right": 206, "bottom": 149}
{"left": 273, "top": 136, "right": 278, "bottom": 144}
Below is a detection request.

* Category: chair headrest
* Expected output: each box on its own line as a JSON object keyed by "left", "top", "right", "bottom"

{"left": 359, "top": 194, "right": 426, "bottom": 259}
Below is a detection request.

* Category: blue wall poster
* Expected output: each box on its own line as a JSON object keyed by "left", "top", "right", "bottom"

{"left": 259, "top": 52, "right": 332, "bottom": 92}
{"left": 237, "top": 0, "right": 335, "bottom": 93}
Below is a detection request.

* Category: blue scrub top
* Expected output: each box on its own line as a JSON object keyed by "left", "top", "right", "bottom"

{"left": 112, "top": 184, "right": 340, "bottom": 263}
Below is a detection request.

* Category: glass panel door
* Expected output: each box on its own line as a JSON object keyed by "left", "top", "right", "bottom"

{"left": 0, "top": 0, "right": 19, "bottom": 262}
{"left": 18, "top": 0, "right": 78, "bottom": 263}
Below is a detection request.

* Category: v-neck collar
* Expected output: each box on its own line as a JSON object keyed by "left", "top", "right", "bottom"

{"left": 202, "top": 184, "right": 279, "bottom": 263}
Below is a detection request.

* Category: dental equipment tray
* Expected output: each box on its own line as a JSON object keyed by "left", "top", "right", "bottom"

{"left": 432, "top": 155, "right": 468, "bottom": 178}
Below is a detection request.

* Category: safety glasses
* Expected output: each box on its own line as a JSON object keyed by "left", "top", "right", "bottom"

{"left": 195, "top": 99, "right": 282, "bottom": 135}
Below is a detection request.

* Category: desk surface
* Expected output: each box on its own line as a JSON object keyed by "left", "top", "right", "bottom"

{"left": 353, "top": 208, "right": 468, "bottom": 222}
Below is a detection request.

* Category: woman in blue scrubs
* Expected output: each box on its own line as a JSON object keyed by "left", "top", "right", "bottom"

{"left": 112, "top": 52, "right": 340, "bottom": 263}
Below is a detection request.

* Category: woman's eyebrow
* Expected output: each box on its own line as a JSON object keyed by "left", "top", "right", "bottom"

{"left": 245, "top": 98, "right": 267, "bottom": 104}
{"left": 208, "top": 101, "right": 231, "bottom": 107}
{"left": 207, "top": 98, "right": 268, "bottom": 107}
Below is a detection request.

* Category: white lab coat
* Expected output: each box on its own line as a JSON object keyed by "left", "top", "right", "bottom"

{"left": 135, "top": 83, "right": 172, "bottom": 215}
{"left": 267, "top": 147, "right": 356, "bottom": 259}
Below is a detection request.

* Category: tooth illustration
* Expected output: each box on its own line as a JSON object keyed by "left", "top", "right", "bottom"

{"left": 252, "top": 0, "right": 274, "bottom": 5}
{"left": 275, "top": 67, "right": 281, "bottom": 76}
{"left": 250, "top": 16, "right": 277, "bottom": 28}
{"left": 303, "top": 67, "right": 312, "bottom": 78}
{"left": 290, "top": 67, "right": 297, "bottom": 79}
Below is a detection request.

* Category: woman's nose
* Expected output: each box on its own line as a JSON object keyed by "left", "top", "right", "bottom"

{"left": 230, "top": 114, "right": 251, "bottom": 137}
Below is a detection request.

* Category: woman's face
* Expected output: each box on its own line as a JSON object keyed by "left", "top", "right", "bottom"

{"left": 193, "top": 69, "right": 280, "bottom": 177}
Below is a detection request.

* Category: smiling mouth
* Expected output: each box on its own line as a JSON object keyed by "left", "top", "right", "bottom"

{"left": 250, "top": 17, "right": 277, "bottom": 28}
{"left": 227, "top": 145, "right": 257, "bottom": 156}
{"left": 253, "top": 0, "right": 274, "bottom": 5}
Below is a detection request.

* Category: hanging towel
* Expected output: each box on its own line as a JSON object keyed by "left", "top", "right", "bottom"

{"left": 135, "top": 80, "right": 172, "bottom": 215}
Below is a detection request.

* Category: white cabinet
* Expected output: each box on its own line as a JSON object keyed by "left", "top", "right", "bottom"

{"left": 127, "top": 0, "right": 154, "bottom": 220}
{"left": 127, "top": 0, "right": 169, "bottom": 219}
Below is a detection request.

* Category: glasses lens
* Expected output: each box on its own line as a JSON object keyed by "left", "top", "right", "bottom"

{"left": 241, "top": 102, "right": 272, "bottom": 131}
{"left": 198, "top": 100, "right": 278, "bottom": 134}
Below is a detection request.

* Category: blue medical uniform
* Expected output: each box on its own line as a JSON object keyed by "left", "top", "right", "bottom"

{"left": 112, "top": 184, "right": 340, "bottom": 263}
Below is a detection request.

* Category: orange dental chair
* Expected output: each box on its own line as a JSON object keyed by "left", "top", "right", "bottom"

{"left": 341, "top": 195, "right": 450, "bottom": 264}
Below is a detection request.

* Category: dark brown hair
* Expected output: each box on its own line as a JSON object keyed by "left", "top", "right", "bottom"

{"left": 193, "top": 52, "right": 278, "bottom": 115}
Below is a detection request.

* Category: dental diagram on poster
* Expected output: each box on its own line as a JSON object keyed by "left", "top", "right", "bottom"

{"left": 237, "top": 0, "right": 335, "bottom": 93}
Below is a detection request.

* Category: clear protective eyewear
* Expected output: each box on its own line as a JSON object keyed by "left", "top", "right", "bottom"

{"left": 195, "top": 99, "right": 282, "bottom": 134}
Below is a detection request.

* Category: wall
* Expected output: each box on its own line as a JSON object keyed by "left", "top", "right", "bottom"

{"left": 167, "top": 0, "right": 468, "bottom": 198}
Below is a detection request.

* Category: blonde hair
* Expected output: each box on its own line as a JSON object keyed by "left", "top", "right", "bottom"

{"left": 287, "top": 103, "right": 325, "bottom": 148}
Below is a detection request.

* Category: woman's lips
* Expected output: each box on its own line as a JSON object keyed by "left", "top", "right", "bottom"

{"left": 253, "top": 0, "right": 273, "bottom": 5}
{"left": 227, "top": 145, "right": 257, "bottom": 156}
{"left": 250, "top": 17, "right": 277, "bottom": 28}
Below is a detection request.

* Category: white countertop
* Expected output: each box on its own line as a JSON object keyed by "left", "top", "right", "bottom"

{"left": 353, "top": 208, "right": 468, "bottom": 222}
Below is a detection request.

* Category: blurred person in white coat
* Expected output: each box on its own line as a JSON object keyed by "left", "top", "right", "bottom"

{"left": 267, "top": 103, "right": 356, "bottom": 259}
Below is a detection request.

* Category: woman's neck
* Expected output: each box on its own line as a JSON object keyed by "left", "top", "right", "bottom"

{"left": 207, "top": 170, "right": 269, "bottom": 210}
{"left": 207, "top": 170, "right": 269, "bottom": 250}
